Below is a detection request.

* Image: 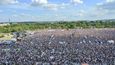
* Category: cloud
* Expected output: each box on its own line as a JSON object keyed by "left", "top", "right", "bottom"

{"left": 31, "top": 0, "right": 48, "bottom": 6}
{"left": 74, "top": 10, "right": 86, "bottom": 17}
{"left": 94, "top": 0, "right": 115, "bottom": 18}
{"left": 31, "top": 0, "right": 68, "bottom": 10}
{"left": 31, "top": 0, "right": 84, "bottom": 10}
{"left": 31, "top": 0, "right": 57, "bottom": 10}
{"left": 45, "top": 3, "right": 69, "bottom": 10}
{"left": 77, "top": 0, "right": 115, "bottom": 20}
{"left": 71, "top": 0, "right": 83, "bottom": 4}
{"left": 91, "top": 8, "right": 109, "bottom": 17}
{"left": 0, "top": 0, "right": 18, "bottom": 5}
{"left": 97, "top": 0, "right": 115, "bottom": 10}
{"left": 106, "top": 0, "right": 115, "bottom": 2}
{"left": 44, "top": 4, "right": 59, "bottom": 10}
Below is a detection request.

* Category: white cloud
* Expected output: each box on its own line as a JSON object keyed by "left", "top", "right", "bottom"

{"left": 76, "top": 10, "right": 85, "bottom": 16}
{"left": 71, "top": 0, "right": 83, "bottom": 4}
{"left": 0, "top": 0, "right": 18, "bottom": 5}
{"left": 31, "top": 0, "right": 57, "bottom": 10}
{"left": 92, "top": 8, "right": 109, "bottom": 17}
{"left": 97, "top": 0, "right": 115, "bottom": 10}
{"left": 31, "top": 0, "right": 84, "bottom": 10}
{"left": 106, "top": 0, "right": 115, "bottom": 2}
{"left": 31, "top": 0, "right": 68, "bottom": 10}
{"left": 45, "top": 3, "right": 68, "bottom": 10}
{"left": 31, "top": 0, "right": 48, "bottom": 6}
{"left": 44, "top": 4, "right": 58, "bottom": 10}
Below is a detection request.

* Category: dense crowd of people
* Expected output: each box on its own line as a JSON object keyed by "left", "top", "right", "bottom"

{"left": 0, "top": 29, "right": 115, "bottom": 65}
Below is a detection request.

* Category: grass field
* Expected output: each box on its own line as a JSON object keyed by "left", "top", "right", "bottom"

{"left": 0, "top": 33, "right": 13, "bottom": 40}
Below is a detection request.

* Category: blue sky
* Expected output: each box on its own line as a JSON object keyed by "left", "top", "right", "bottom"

{"left": 0, "top": 0, "right": 115, "bottom": 22}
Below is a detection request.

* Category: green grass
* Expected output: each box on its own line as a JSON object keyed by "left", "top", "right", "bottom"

{"left": 0, "top": 21, "right": 115, "bottom": 33}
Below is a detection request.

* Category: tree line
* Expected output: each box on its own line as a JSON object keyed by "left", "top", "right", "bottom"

{"left": 0, "top": 21, "right": 115, "bottom": 33}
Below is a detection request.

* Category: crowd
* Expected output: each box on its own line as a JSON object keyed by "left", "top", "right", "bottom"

{"left": 0, "top": 29, "right": 115, "bottom": 65}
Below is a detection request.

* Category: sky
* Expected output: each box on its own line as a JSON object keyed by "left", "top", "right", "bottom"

{"left": 0, "top": 0, "right": 115, "bottom": 22}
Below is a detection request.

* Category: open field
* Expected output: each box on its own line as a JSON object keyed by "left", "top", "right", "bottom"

{"left": 0, "top": 29, "right": 115, "bottom": 65}
{"left": 0, "top": 33, "right": 13, "bottom": 41}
